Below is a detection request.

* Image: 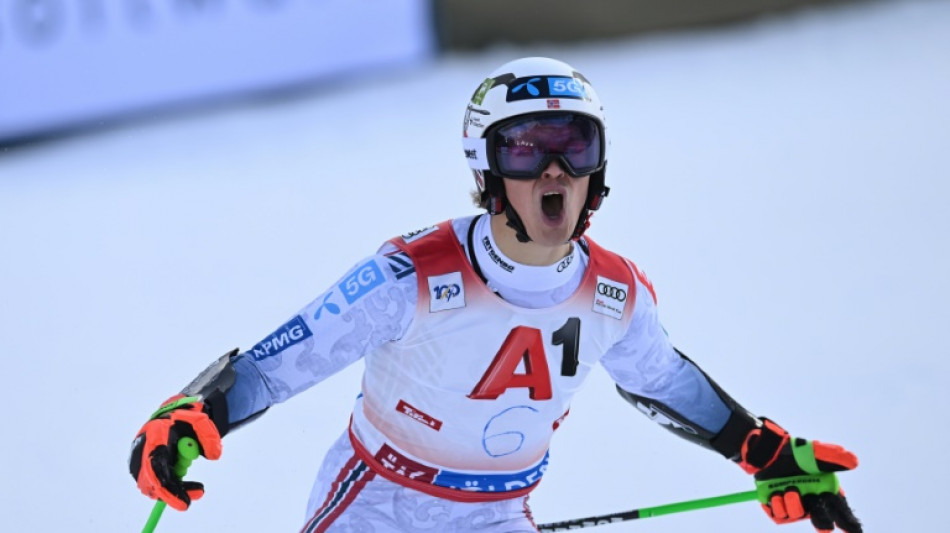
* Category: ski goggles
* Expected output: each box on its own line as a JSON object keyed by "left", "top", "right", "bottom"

{"left": 487, "top": 112, "right": 605, "bottom": 179}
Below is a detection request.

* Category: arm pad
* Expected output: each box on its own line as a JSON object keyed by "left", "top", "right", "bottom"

{"left": 617, "top": 347, "right": 761, "bottom": 461}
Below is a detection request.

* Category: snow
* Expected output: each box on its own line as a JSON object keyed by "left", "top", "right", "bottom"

{"left": 1, "top": 0, "right": 947, "bottom": 531}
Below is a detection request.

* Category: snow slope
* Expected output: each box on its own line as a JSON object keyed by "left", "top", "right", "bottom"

{"left": 1, "top": 0, "right": 947, "bottom": 531}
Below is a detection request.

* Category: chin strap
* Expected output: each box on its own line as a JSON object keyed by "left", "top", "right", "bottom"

{"left": 503, "top": 202, "right": 533, "bottom": 243}
{"left": 569, "top": 167, "right": 609, "bottom": 241}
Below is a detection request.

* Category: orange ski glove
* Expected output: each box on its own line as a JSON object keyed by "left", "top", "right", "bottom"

{"left": 129, "top": 394, "right": 227, "bottom": 511}
{"left": 739, "top": 419, "right": 862, "bottom": 533}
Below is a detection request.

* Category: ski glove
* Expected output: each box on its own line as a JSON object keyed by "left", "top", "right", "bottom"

{"left": 739, "top": 419, "right": 862, "bottom": 533}
{"left": 129, "top": 394, "right": 227, "bottom": 511}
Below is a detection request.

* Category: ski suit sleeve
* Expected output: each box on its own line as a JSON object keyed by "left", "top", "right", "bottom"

{"left": 224, "top": 245, "right": 417, "bottom": 426}
{"left": 599, "top": 273, "right": 756, "bottom": 458}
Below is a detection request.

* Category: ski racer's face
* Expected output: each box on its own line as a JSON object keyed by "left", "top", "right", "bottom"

{"left": 502, "top": 160, "right": 590, "bottom": 248}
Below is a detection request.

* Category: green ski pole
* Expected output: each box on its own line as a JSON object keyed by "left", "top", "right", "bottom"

{"left": 141, "top": 437, "right": 201, "bottom": 533}
{"left": 536, "top": 489, "right": 758, "bottom": 531}
{"left": 537, "top": 471, "right": 840, "bottom": 531}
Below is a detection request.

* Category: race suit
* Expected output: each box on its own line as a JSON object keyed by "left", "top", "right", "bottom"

{"left": 223, "top": 215, "right": 732, "bottom": 532}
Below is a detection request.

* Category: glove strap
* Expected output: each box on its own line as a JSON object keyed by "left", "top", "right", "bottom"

{"left": 738, "top": 418, "right": 789, "bottom": 474}
{"left": 150, "top": 395, "right": 200, "bottom": 420}
{"left": 791, "top": 438, "right": 822, "bottom": 474}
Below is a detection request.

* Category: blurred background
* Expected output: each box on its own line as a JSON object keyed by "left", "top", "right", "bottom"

{"left": 1, "top": 0, "right": 948, "bottom": 531}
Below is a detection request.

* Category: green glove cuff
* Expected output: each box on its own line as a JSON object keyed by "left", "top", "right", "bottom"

{"left": 755, "top": 472, "right": 840, "bottom": 503}
{"left": 150, "top": 396, "right": 201, "bottom": 420}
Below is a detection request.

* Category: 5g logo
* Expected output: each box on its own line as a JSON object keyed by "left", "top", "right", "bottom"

{"left": 339, "top": 260, "right": 384, "bottom": 304}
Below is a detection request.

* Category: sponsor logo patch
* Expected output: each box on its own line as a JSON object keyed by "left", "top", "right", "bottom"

{"left": 506, "top": 75, "right": 588, "bottom": 102}
{"left": 428, "top": 271, "right": 465, "bottom": 312}
{"left": 435, "top": 453, "right": 549, "bottom": 492}
{"left": 249, "top": 315, "right": 313, "bottom": 361}
{"left": 556, "top": 254, "right": 573, "bottom": 272}
{"left": 375, "top": 443, "right": 439, "bottom": 483}
{"left": 482, "top": 236, "right": 515, "bottom": 273}
{"left": 371, "top": 444, "right": 551, "bottom": 493}
{"left": 313, "top": 292, "right": 341, "bottom": 320}
{"left": 592, "top": 275, "right": 628, "bottom": 320}
{"left": 470, "top": 77, "right": 494, "bottom": 105}
{"left": 401, "top": 225, "right": 438, "bottom": 244}
{"left": 463, "top": 104, "right": 489, "bottom": 137}
{"left": 339, "top": 260, "right": 385, "bottom": 304}
{"left": 396, "top": 399, "right": 443, "bottom": 431}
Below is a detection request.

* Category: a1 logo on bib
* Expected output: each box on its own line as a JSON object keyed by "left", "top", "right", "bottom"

{"left": 428, "top": 272, "right": 465, "bottom": 312}
{"left": 593, "top": 275, "right": 628, "bottom": 320}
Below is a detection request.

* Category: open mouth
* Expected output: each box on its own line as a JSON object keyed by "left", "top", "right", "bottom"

{"left": 541, "top": 191, "right": 564, "bottom": 219}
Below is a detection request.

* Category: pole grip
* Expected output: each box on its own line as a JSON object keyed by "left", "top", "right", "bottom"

{"left": 141, "top": 437, "right": 201, "bottom": 533}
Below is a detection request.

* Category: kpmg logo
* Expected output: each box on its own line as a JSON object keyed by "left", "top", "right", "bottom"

{"left": 507, "top": 76, "right": 588, "bottom": 102}
{"left": 428, "top": 272, "right": 465, "bottom": 312}
{"left": 249, "top": 315, "right": 313, "bottom": 361}
{"left": 339, "top": 260, "right": 385, "bottom": 304}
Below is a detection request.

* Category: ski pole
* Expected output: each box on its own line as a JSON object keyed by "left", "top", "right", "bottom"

{"left": 142, "top": 436, "right": 201, "bottom": 533}
{"left": 536, "top": 489, "right": 758, "bottom": 531}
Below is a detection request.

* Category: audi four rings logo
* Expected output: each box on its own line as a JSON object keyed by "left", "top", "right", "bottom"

{"left": 597, "top": 282, "right": 627, "bottom": 301}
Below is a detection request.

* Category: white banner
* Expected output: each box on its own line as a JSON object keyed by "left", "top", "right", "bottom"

{"left": 0, "top": 0, "right": 434, "bottom": 141}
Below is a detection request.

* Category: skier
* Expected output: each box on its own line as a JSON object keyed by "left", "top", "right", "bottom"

{"left": 130, "top": 57, "right": 862, "bottom": 533}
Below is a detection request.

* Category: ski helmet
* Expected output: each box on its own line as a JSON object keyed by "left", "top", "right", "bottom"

{"left": 462, "top": 57, "right": 609, "bottom": 241}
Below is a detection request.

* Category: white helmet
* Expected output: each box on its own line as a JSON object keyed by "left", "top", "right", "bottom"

{"left": 462, "top": 57, "right": 609, "bottom": 241}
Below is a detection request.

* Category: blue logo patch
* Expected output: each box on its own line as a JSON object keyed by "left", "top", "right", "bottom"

{"left": 339, "top": 260, "right": 385, "bottom": 304}
{"left": 249, "top": 315, "right": 312, "bottom": 361}
{"left": 434, "top": 452, "right": 549, "bottom": 492}
{"left": 506, "top": 75, "right": 587, "bottom": 102}
{"left": 313, "top": 292, "right": 341, "bottom": 320}
{"left": 547, "top": 76, "right": 587, "bottom": 99}
{"left": 512, "top": 77, "right": 542, "bottom": 96}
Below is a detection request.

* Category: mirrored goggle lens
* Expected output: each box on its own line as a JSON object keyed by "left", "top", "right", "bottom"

{"left": 491, "top": 113, "right": 603, "bottom": 178}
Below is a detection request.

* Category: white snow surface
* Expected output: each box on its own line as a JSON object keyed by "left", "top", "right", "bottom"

{"left": 1, "top": 1, "right": 948, "bottom": 531}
